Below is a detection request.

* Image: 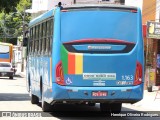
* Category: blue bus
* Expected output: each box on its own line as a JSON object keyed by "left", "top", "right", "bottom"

{"left": 26, "top": 4, "right": 144, "bottom": 113}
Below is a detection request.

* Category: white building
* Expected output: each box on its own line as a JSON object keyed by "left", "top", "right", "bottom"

{"left": 125, "top": 0, "right": 143, "bottom": 11}
{"left": 27, "top": 0, "right": 124, "bottom": 19}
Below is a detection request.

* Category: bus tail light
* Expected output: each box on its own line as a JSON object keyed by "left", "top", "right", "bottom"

{"left": 56, "top": 61, "right": 65, "bottom": 86}
{"left": 134, "top": 62, "right": 142, "bottom": 85}
{"left": 131, "top": 10, "right": 137, "bottom": 13}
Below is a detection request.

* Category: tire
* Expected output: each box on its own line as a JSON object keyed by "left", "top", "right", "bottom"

{"left": 110, "top": 103, "right": 122, "bottom": 113}
{"left": 31, "top": 94, "right": 39, "bottom": 104}
{"left": 9, "top": 76, "right": 13, "bottom": 79}
{"left": 147, "top": 86, "right": 152, "bottom": 92}
{"left": 41, "top": 86, "right": 53, "bottom": 112}
{"left": 42, "top": 100, "right": 53, "bottom": 112}
{"left": 88, "top": 103, "right": 95, "bottom": 106}
{"left": 100, "top": 103, "right": 111, "bottom": 113}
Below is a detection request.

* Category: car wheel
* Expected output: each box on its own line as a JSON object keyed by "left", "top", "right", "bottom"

{"left": 147, "top": 86, "right": 152, "bottom": 92}
{"left": 9, "top": 76, "right": 13, "bottom": 79}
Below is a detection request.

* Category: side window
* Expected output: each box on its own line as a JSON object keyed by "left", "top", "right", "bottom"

{"left": 28, "top": 18, "right": 54, "bottom": 56}
{"left": 35, "top": 26, "right": 37, "bottom": 54}
{"left": 40, "top": 23, "right": 43, "bottom": 54}
{"left": 36, "top": 25, "right": 39, "bottom": 54}
{"left": 46, "top": 21, "right": 50, "bottom": 55}
{"left": 38, "top": 24, "right": 41, "bottom": 54}
{"left": 32, "top": 27, "right": 35, "bottom": 54}
{"left": 29, "top": 28, "right": 32, "bottom": 55}
{"left": 42, "top": 22, "right": 46, "bottom": 54}
{"left": 49, "top": 19, "right": 53, "bottom": 55}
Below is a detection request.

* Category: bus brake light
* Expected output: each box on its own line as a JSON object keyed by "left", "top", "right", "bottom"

{"left": 131, "top": 10, "right": 137, "bottom": 13}
{"left": 56, "top": 61, "right": 65, "bottom": 86}
{"left": 134, "top": 62, "right": 142, "bottom": 85}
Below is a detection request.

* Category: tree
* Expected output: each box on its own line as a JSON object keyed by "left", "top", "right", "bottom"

{"left": 0, "top": 0, "right": 20, "bottom": 13}
{"left": 0, "top": 0, "right": 31, "bottom": 44}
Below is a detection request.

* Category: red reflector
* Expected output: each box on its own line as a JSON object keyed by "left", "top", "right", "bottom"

{"left": 64, "top": 39, "right": 134, "bottom": 45}
{"left": 61, "top": 10, "right": 69, "bottom": 12}
{"left": 134, "top": 62, "right": 143, "bottom": 85}
{"left": 131, "top": 10, "right": 137, "bottom": 13}
{"left": 56, "top": 61, "right": 65, "bottom": 86}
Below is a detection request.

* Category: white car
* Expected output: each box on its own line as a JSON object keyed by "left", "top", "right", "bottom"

{"left": 0, "top": 62, "right": 14, "bottom": 79}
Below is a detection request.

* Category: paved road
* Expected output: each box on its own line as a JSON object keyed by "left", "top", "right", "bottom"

{"left": 0, "top": 76, "right": 159, "bottom": 120}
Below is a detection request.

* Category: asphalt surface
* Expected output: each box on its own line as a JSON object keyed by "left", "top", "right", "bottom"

{"left": 0, "top": 76, "right": 159, "bottom": 120}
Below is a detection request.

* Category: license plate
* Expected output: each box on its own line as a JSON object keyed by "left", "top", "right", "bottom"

{"left": 92, "top": 91, "right": 107, "bottom": 97}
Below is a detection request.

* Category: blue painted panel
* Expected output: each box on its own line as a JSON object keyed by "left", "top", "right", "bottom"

{"left": 29, "top": 9, "right": 54, "bottom": 26}
{"left": 62, "top": 50, "right": 137, "bottom": 87}
{"left": 0, "top": 53, "right": 9, "bottom": 59}
{"left": 52, "top": 83, "right": 143, "bottom": 101}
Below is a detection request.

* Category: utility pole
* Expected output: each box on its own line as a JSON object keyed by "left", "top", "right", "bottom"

{"left": 21, "top": 7, "right": 26, "bottom": 72}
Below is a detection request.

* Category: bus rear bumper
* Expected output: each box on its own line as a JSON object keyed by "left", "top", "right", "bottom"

{"left": 52, "top": 83, "right": 144, "bottom": 104}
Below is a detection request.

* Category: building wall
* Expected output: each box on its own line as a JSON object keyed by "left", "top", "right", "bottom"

{"left": 142, "top": 0, "right": 156, "bottom": 24}
{"left": 125, "top": 0, "right": 143, "bottom": 11}
{"left": 156, "top": 0, "right": 160, "bottom": 22}
{"left": 30, "top": 0, "right": 119, "bottom": 19}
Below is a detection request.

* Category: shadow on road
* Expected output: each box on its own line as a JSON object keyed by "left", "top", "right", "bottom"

{"left": 0, "top": 93, "right": 30, "bottom": 101}
{"left": 37, "top": 104, "right": 159, "bottom": 119}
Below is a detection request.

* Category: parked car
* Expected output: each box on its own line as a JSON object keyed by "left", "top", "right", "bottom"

{"left": 0, "top": 62, "right": 14, "bottom": 79}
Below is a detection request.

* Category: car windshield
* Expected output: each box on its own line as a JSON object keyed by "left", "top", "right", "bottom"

{"left": 0, "top": 63, "right": 11, "bottom": 67}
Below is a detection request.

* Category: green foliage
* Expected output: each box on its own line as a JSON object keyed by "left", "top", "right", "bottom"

{"left": 0, "top": 0, "right": 31, "bottom": 43}
{"left": 0, "top": 0, "right": 20, "bottom": 13}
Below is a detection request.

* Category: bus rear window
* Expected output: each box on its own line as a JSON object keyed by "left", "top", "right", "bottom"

{"left": 61, "top": 10, "right": 138, "bottom": 43}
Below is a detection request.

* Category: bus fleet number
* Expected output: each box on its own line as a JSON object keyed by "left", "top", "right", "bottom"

{"left": 122, "top": 75, "right": 133, "bottom": 80}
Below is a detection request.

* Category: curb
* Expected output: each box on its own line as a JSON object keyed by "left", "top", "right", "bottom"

{"left": 14, "top": 72, "right": 26, "bottom": 78}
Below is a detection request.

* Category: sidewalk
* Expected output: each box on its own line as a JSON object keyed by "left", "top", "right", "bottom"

{"left": 132, "top": 90, "right": 160, "bottom": 111}
{"left": 15, "top": 71, "right": 26, "bottom": 78}
{"left": 14, "top": 63, "right": 26, "bottom": 78}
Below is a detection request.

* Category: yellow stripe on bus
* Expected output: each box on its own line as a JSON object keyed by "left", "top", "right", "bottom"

{"left": 75, "top": 53, "right": 83, "bottom": 74}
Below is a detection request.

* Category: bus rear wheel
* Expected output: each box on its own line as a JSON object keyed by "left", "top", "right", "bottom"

{"left": 42, "top": 100, "right": 53, "bottom": 112}
{"left": 31, "top": 94, "right": 39, "bottom": 104}
{"left": 100, "top": 103, "right": 111, "bottom": 113}
{"left": 110, "top": 103, "right": 122, "bottom": 113}
{"left": 41, "top": 86, "right": 53, "bottom": 112}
